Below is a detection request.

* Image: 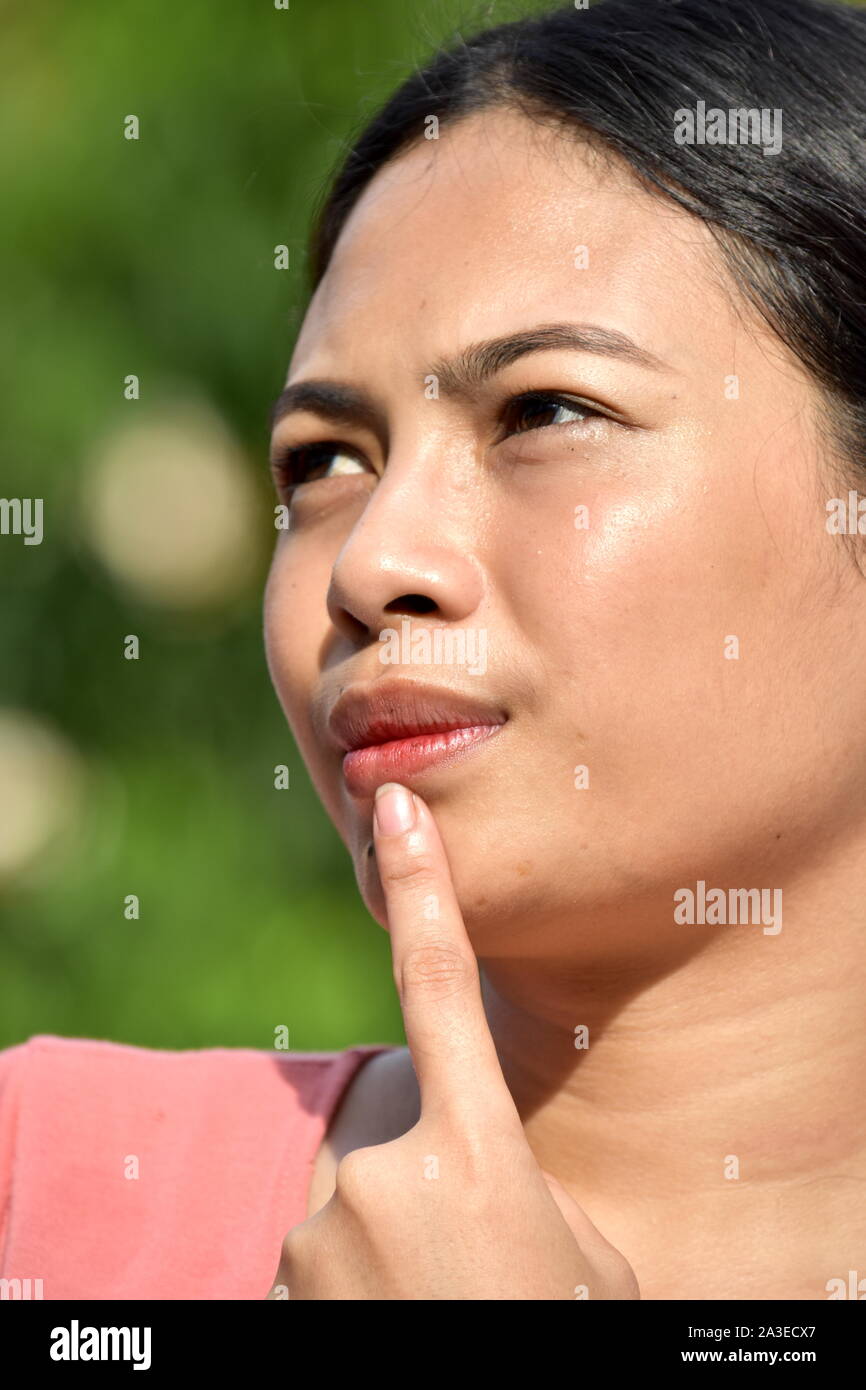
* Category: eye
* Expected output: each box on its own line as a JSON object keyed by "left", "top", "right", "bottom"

{"left": 270, "top": 441, "right": 369, "bottom": 495}
{"left": 501, "top": 391, "right": 602, "bottom": 436}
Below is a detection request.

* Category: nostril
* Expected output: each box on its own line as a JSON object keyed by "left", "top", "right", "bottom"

{"left": 385, "top": 595, "right": 438, "bottom": 616}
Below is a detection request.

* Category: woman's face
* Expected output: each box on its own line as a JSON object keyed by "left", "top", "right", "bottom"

{"left": 265, "top": 107, "right": 866, "bottom": 962}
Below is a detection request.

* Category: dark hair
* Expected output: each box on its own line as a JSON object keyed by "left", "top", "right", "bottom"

{"left": 308, "top": 0, "right": 866, "bottom": 482}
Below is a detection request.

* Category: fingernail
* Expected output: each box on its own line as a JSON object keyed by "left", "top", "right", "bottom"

{"left": 374, "top": 782, "right": 417, "bottom": 835}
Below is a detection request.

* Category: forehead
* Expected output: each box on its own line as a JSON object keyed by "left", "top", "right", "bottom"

{"left": 290, "top": 107, "right": 733, "bottom": 380}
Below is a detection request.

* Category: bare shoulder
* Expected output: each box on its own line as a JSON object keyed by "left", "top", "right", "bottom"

{"left": 307, "top": 1046, "right": 420, "bottom": 1218}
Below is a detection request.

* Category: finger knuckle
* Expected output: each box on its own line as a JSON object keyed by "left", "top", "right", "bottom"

{"left": 399, "top": 940, "right": 475, "bottom": 1001}
{"left": 382, "top": 846, "right": 437, "bottom": 887}
{"left": 333, "top": 1145, "right": 386, "bottom": 1205}
{"left": 279, "top": 1224, "right": 306, "bottom": 1270}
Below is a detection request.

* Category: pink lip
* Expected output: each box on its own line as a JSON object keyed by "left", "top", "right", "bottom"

{"left": 342, "top": 722, "right": 505, "bottom": 796}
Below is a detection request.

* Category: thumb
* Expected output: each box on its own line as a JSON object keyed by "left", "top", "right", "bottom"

{"left": 540, "top": 1168, "right": 637, "bottom": 1278}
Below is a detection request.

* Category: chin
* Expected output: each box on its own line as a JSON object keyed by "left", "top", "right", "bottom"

{"left": 356, "top": 852, "right": 389, "bottom": 930}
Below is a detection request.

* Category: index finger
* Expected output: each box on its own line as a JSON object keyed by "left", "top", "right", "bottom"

{"left": 372, "top": 780, "right": 518, "bottom": 1128}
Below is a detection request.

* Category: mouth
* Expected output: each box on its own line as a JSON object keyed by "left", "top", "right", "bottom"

{"left": 326, "top": 679, "right": 508, "bottom": 798}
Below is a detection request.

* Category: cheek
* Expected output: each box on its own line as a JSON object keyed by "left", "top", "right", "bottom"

{"left": 265, "top": 541, "right": 362, "bottom": 842}
{"left": 263, "top": 540, "right": 328, "bottom": 734}
{"left": 493, "top": 449, "right": 818, "bottom": 815}
{"left": 493, "top": 457, "right": 722, "bottom": 675}
{"left": 499, "top": 424, "right": 812, "bottom": 694}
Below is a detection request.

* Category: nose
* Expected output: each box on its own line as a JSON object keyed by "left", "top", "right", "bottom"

{"left": 325, "top": 445, "right": 485, "bottom": 645}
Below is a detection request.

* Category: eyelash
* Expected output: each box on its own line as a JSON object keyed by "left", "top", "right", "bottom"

{"left": 270, "top": 390, "right": 608, "bottom": 495}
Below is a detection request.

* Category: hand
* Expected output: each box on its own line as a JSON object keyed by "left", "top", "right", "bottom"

{"left": 269, "top": 782, "right": 639, "bottom": 1301}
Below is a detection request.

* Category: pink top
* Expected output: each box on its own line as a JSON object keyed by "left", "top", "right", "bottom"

{"left": 0, "top": 1033, "right": 393, "bottom": 1300}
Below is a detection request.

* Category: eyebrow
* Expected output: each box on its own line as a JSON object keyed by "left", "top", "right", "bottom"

{"left": 268, "top": 321, "right": 670, "bottom": 434}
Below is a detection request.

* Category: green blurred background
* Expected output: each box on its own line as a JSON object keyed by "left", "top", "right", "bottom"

{"left": 3, "top": 0, "right": 861, "bottom": 1052}
{"left": 1, "top": 0, "right": 554, "bottom": 1053}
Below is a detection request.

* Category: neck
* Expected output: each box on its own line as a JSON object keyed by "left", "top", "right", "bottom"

{"left": 479, "top": 865, "right": 866, "bottom": 1299}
